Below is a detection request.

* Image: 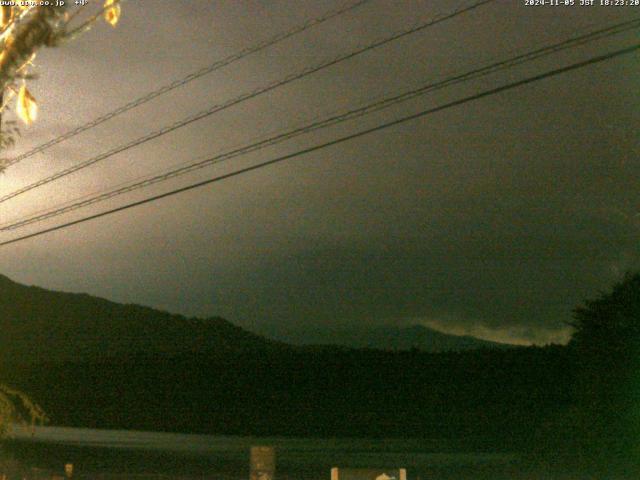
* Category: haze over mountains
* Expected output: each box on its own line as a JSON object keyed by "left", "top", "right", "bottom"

{"left": 0, "top": 273, "right": 510, "bottom": 363}
{"left": 261, "top": 324, "right": 512, "bottom": 351}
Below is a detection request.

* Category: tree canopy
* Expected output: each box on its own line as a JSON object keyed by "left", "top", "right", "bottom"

{"left": 570, "top": 271, "right": 640, "bottom": 358}
{"left": 562, "top": 272, "right": 640, "bottom": 472}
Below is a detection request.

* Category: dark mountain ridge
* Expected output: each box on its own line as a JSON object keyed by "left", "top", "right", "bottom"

{"left": 261, "top": 323, "right": 514, "bottom": 351}
{"left": 0, "top": 274, "right": 279, "bottom": 364}
{"left": 0, "top": 274, "right": 510, "bottom": 364}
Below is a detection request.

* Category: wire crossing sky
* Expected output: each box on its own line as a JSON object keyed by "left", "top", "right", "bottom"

{"left": 2, "top": 15, "right": 638, "bottom": 233}
{"left": 0, "top": 0, "right": 375, "bottom": 169}
{"left": 0, "top": 0, "right": 495, "bottom": 205}
{"left": 2, "top": 41, "right": 638, "bottom": 246}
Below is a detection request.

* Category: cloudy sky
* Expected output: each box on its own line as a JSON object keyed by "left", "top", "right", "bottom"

{"left": 0, "top": 0, "right": 637, "bottom": 345}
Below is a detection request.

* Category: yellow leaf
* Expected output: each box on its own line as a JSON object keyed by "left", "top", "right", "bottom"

{"left": 0, "top": 6, "right": 12, "bottom": 30}
{"left": 104, "top": 0, "right": 121, "bottom": 27}
{"left": 16, "top": 85, "right": 37, "bottom": 125}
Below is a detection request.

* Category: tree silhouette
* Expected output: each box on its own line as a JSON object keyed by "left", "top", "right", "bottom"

{"left": 565, "top": 272, "right": 640, "bottom": 471}
{"left": 570, "top": 272, "right": 640, "bottom": 356}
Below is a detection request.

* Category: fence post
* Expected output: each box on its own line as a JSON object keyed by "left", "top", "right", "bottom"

{"left": 250, "top": 446, "right": 275, "bottom": 480}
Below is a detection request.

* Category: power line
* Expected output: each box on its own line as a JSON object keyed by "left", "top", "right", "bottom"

{"left": 1, "top": 42, "right": 637, "bottom": 248}
{"left": 0, "top": 0, "right": 374, "bottom": 169}
{"left": 0, "top": 0, "right": 496, "bottom": 204}
{"left": 3, "top": 16, "right": 638, "bottom": 232}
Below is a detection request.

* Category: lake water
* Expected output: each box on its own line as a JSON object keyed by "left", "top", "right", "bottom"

{"left": 5, "top": 426, "right": 530, "bottom": 480}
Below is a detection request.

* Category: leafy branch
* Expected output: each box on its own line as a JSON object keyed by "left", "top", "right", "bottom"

{"left": 0, "top": 383, "right": 48, "bottom": 436}
{"left": 0, "top": 0, "right": 123, "bottom": 172}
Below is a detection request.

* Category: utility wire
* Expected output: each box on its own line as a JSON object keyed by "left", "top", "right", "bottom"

{"left": 0, "top": 0, "right": 374, "bottom": 168}
{"left": 0, "top": 0, "right": 496, "bottom": 204}
{"left": 1, "top": 42, "right": 637, "bottom": 248}
{"left": 2, "top": 16, "right": 638, "bottom": 231}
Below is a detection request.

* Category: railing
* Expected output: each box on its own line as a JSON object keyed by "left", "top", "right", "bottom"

{"left": 1, "top": 446, "right": 407, "bottom": 480}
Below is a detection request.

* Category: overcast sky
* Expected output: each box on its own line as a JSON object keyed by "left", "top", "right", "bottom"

{"left": 0, "top": 0, "right": 637, "bottom": 345}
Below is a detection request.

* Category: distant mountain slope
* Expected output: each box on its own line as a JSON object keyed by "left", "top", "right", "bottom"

{"left": 0, "top": 273, "right": 509, "bottom": 366}
{"left": 0, "top": 274, "right": 279, "bottom": 364}
{"left": 0, "top": 274, "right": 572, "bottom": 442}
{"left": 260, "top": 324, "right": 514, "bottom": 351}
